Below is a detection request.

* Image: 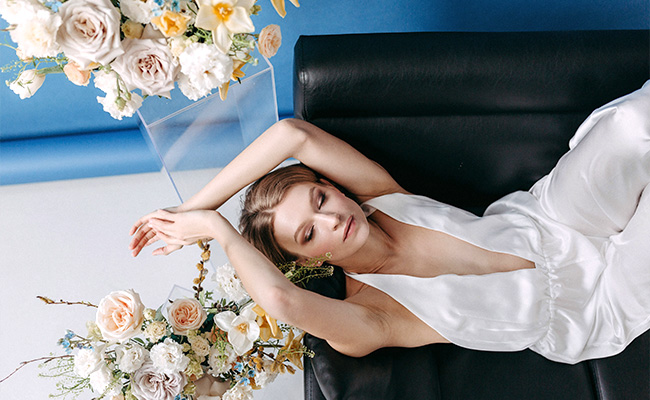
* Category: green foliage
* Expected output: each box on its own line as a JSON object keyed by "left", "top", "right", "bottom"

{"left": 278, "top": 252, "right": 335, "bottom": 287}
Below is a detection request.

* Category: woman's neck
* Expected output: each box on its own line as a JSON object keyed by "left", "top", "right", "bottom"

{"left": 337, "top": 217, "right": 397, "bottom": 274}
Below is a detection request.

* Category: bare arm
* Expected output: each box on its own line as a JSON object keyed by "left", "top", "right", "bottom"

{"left": 180, "top": 118, "right": 403, "bottom": 210}
{"left": 130, "top": 118, "right": 404, "bottom": 256}
{"left": 148, "top": 210, "right": 390, "bottom": 356}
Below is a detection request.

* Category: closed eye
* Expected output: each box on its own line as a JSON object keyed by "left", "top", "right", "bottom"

{"left": 318, "top": 192, "right": 326, "bottom": 209}
{"left": 305, "top": 226, "right": 314, "bottom": 242}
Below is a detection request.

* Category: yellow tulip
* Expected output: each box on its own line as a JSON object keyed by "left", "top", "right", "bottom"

{"left": 151, "top": 10, "right": 191, "bottom": 37}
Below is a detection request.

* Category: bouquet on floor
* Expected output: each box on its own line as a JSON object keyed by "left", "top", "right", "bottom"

{"left": 2, "top": 241, "right": 331, "bottom": 400}
{"left": 0, "top": 0, "right": 298, "bottom": 119}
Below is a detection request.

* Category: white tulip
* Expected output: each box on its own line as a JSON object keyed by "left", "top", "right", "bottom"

{"left": 9, "top": 69, "right": 45, "bottom": 99}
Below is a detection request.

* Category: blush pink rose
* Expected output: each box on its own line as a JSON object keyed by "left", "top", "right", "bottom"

{"left": 167, "top": 298, "right": 207, "bottom": 335}
{"left": 96, "top": 289, "right": 145, "bottom": 342}
{"left": 258, "top": 24, "right": 281, "bottom": 58}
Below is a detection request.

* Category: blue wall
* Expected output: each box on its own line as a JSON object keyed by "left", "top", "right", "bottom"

{"left": 1, "top": 0, "right": 648, "bottom": 184}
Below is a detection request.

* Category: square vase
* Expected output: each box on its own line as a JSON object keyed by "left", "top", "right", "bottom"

{"left": 137, "top": 53, "right": 278, "bottom": 202}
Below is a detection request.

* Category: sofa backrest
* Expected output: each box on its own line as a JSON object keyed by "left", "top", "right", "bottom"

{"left": 293, "top": 30, "right": 649, "bottom": 214}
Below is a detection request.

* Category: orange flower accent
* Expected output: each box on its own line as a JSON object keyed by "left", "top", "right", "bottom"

{"left": 252, "top": 304, "right": 282, "bottom": 341}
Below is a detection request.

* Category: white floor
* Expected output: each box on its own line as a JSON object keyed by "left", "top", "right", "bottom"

{"left": 0, "top": 169, "right": 302, "bottom": 399}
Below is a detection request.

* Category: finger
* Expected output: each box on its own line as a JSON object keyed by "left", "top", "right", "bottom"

{"left": 129, "top": 211, "right": 158, "bottom": 235}
{"left": 130, "top": 209, "right": 175, "bottom": 236}
{"left": 153, "top": 244, "right": 183, "bottom": 256}
{"left": 129, "top": 225, "right": 154, "bottom": 249}
{"left": 131, "top": 231, "right": 159, "bottom": 257}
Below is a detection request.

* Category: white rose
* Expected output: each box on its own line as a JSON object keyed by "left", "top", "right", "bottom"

{"left": 110, "top": 38, "right": 178, "bottom": 98}
{"left": 8, "top": 69, "right": 45, "bottom": 99}
{"left": 0, "top": 0, "right": 43, "bottom": 24}
{"left": 55, "top": 0, "right": 124, "bottom": 69}
{"left": 150, "top": 338, "right": 190, "bottom": 374}
{"left": 9, "top": 7, "right": 61, "bottom": 58}
{"left": 177, "top": 42, "right": 233, "bottom": 101}
{"left": 119, "top": 0, "right": 155, "bottom": 24}
{"left": 115, "top": 343, "right": 148, "bottom": 373}
{"left": 89, "top": 364, "right": 122, "bottom": 397}
{"left": 131, "top": 360, "right": 185, "bottom": 400}
{"left": 73, "top": 347, "right": 103, "bottom": 378}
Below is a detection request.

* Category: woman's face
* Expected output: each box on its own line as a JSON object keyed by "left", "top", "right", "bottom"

{"left": 272, "top": 181, "right": 370, "bottom": 264}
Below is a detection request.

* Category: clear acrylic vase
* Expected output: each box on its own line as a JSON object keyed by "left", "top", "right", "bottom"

{"left": 137, "top": 53, "right": 279, "bottom": 202}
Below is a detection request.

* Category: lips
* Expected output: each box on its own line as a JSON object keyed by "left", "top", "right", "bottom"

{"left": 343, "top": 215, "right": 355, "bottom": 241}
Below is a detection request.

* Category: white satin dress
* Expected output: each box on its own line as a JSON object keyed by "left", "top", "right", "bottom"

{"left": 347, "top": 80, "right": 650, "bottom": 364}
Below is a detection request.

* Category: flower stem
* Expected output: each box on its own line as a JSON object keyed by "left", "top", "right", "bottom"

{"left": 37, "top": 65, "right": 64, "bottom": 75}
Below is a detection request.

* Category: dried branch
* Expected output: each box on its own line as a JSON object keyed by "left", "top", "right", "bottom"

{"left": 0, "top": 355, "right": 73, "bottom": 384}
{"left": 37, "top": 296, "right": 97, "bottom": 308}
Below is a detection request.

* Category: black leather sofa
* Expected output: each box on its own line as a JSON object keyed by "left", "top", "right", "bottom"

{"left": 293, "top": 31, "right": 650, "bottom": 400}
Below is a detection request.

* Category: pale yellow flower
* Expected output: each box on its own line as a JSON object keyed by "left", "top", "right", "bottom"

{"left": 151, "top": 10, "right": 191, "bottom": 37}
{"left": 269, "top": 0, "right": 300, "bottom": 18}
{"left": 121, "top": 20, "right": 144, "bottom": 39}
{"left": 195, "top": 0, "right": 255, "bottom": 54}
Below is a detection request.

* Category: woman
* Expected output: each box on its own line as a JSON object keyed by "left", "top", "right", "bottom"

{"left": 130, "top": 81, "right": 650, "bottom": 364}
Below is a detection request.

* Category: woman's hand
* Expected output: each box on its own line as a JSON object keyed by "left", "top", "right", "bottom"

{"left": 143, "top": 209, "right": 219, "bottom": 256}
{"left": 129, "top": 207, "right": 183, "bottom": 257}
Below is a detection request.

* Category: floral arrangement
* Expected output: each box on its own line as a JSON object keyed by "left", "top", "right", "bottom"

{"left": 0, "top": 0, "right": 297, "bottom": 119}
{"left": 1, "top": 241, "right": 332, "bottom": 400}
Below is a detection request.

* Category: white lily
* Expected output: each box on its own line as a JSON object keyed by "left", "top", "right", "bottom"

{"left": 194, "top": 0, "right": 255, "bottom": 54}
{"left": 214, "top": 304, "right": 260, "bottom": 356}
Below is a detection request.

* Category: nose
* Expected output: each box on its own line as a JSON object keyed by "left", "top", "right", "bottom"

{"left": 316, "top": 212, "right": 341, "bottom": 230}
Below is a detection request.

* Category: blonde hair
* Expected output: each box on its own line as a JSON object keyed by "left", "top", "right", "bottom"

{"left": 239, "top": 164, "right": 320, "bottom": 264}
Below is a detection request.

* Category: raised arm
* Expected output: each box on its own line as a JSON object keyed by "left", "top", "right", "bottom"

{"left": 180, "top": 118, "right": 403, "bottom": 211}
{"left": 130, "top": 118, "right": 404, "bottom": 256}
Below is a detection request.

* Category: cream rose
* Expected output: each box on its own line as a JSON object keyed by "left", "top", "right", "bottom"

{"left": 167, "top": 298, "right": 208, "bottom": 335}
{"left": 63, "top": 62, "right": 91, "bottom": 86}
{"left": 257, "top": 24, "right": 281, "bottom": 58}
{"left": 131, "top": 360, "right": 186, "bottom": 400}
{"left": 95, "top": 289, "right": 145, "bottom": 342}
{"left": 144, "top": 320, "right": 168, "bottom": 342}
{"left": 55, "top": 0, "right": 124, "bottom": 69}
{"left": 110, "top": 38, "right": 178, "bottom": 97}
{"left": 122, "top": 20, "right": 144, "bottom": 39}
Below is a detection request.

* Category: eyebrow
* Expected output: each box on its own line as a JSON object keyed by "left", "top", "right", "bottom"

{"left": 293, "top": 186, "right": 316, "bottom": 244}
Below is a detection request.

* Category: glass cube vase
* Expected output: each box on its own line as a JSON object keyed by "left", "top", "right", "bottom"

{"left": 137, "top": 54, "right": 278, "bottom": 203}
